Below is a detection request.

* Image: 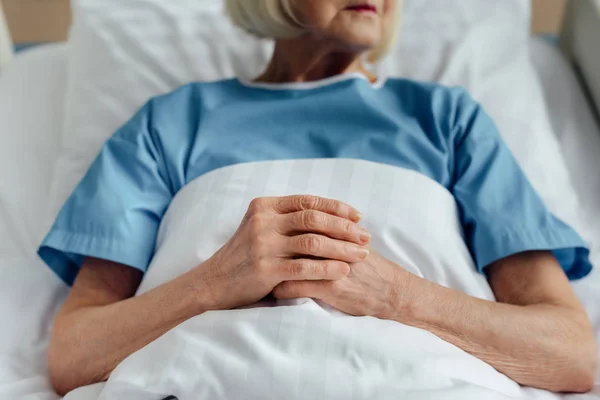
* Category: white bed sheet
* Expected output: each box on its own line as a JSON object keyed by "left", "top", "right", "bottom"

{"left": 1, "top": 41, "right": 600, "bottom": 398}
{"left": 0, "top": 44, "right": 68, "bottom": 260}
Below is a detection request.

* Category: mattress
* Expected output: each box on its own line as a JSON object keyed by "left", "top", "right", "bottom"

{"left": 0, "top": 40, "right": 599, "bottom": 398}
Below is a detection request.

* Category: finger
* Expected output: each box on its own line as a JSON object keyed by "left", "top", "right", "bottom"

{"left": 286, "top": 234, "right": 370, "bottom": 263}
{"left": 273, "top": 280, "right": 329, "bottom": 300}
{"left": 281, "top": 211, "right": 371, "bottom": 245}
{"left": 278, "top": 259, "right": 350, "bottom": 281}
{"left": 272, "top": 195, "right": 362, "bottom": 222}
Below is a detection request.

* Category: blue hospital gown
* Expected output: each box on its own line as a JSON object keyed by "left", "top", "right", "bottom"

{"left": 38, "top": 74, "right": 592, "bottom": 285}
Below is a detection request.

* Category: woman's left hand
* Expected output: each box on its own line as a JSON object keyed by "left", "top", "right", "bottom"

{"left": 273, "top": 249, "right": 409, "bottom": 319}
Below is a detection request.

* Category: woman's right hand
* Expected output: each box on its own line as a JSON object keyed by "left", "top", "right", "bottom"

{"left": 200, "top": 195, "right": 371, "bottom": 310}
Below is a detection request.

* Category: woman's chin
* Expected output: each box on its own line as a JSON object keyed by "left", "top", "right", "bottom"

{"left": 333, "top": 29, "right": 383, "bottom": 51}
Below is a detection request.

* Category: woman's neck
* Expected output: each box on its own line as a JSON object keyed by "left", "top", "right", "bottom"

{"left": 255, "top": 37, "right": 377, "bottom": 84}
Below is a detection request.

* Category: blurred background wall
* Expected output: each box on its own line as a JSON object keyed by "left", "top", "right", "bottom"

{"left": 3, "top": 0, "right": 71, "bottom": 44}
{"left": 1, "top": 0, "right": 569, "bottom": 45}
{"left": 532, "top": 0, "right": 568, "bottom": 34}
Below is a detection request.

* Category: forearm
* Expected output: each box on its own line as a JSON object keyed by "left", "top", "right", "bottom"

{"left": 49, "top": 266, "right": 211, "bottom": 395}
{"left": 394, "top": 274, "right": 597, "bottom": 393}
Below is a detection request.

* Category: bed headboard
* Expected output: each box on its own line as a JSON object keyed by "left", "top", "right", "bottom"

{"left": 560, "top": 0, "right": 600, "bottom": 118}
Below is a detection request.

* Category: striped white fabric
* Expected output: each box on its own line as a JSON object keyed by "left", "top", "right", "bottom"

{"left": 138, "top": 159, "right": 493, "bottom": 299}
{"left": 87, "top": 159, "right": 541, "bottom": 400}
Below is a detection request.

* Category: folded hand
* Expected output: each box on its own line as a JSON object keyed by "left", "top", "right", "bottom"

{"left": 273, "top": 249, "right": 408, "bottom": 319}
{"left": 201, "top": 195, "right": 371, "bottom": 310}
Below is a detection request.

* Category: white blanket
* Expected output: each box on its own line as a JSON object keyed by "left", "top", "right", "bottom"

{"left": 80, "top": 159, "right": 560, "bottom": 400}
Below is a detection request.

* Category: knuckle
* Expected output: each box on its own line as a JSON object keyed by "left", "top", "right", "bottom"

{"left": 301, "top": 210, "right": 322, "bottom": 230}
{"left": 332, "top": 201, "right": 344, "bottom": 215}
{"left": 319, "top": 261, "right": 331, "bottom": 276}
{"left": 289, "top": 261, "right": 306, "bottom": 277}
{"left": 248, "top": 214, "right": 267, "bottom": 236}
{"left": 248, "top": 198, "right": 267, "bottom": 214}
{"left": 301, "top": 235, "right": 322, "bottom": 253}
{"left": 255, "top": 259, "right": 272, "bottom": 276}
{"left": 342, "top": 221, "right": 354, "bottom": 234}
{"left": 325, "top": 261, "right": 347, "bottom": 277}
{"left": 299, "top": 195, "right": 318, "bottom": 210}
{"left": 254, "top": 257, "right": 267, "bottom": 271}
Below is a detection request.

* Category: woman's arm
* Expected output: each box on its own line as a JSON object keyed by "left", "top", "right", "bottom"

{"left": 397, "top": 251, "right": 597, "bottom": 393}
{"left": 48, "top": 258, "right": 213, "bottom": 396}
{"left": 274, "top": 250, "right": 598, "bottom": 393}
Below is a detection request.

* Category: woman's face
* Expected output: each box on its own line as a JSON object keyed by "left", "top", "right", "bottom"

{"left": 290, "top": 0, "right": 396, "bottom": 53}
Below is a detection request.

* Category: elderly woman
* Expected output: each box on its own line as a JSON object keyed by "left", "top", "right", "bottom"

{"left": 39, "top": 0, "right": 596, "bottom": 395}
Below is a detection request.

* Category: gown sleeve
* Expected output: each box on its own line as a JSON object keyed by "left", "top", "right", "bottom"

{"left": 38, "top": 100, "right": 173, "bottom": 285}
{"left": 451, "top": 92, "right": 592, "bottom": 280}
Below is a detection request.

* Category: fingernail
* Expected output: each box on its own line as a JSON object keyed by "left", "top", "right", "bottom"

{"left": 355, "top": 247, "right": 370, "bottom": 260}
{"left": 358, "top": 229, "right": 372, "bottom": 244}
{"left": 340, "top": 263, "right": 351, "bottom": 275}
{"left": 351, "top": 212, "right": 364, "bottom": 222}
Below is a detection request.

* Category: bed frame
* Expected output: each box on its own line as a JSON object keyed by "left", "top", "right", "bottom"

{"left": 560, "top": 0, "right": 600, "bottom": 118}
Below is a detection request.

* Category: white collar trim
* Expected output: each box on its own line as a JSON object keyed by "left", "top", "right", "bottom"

{"left": 238, "top": 72, "right": 387, "bottom": 91}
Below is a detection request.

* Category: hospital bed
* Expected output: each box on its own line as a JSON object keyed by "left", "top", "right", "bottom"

{"left": 1, "top": 0, "right": 600, "bottom": 399}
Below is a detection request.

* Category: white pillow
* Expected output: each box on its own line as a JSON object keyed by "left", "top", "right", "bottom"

{"left": 0, "top": 45, "right": 69, "bottom": 399}
{"left": 530, "top": 38, "right": 600, "bottom": 260}
{"left": 0, "top": 44, "right": 68, "bottom": 260}
{"left": 47, "top": 0, "right": 587, "bottom": 244}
